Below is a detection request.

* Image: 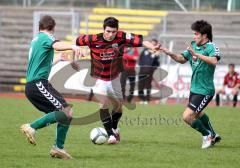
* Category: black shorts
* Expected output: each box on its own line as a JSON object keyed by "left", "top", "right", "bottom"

{"left": 187, "top": 92, "right": 213, "bottom": 113}
{"left": 25, "top": 79, "right": 68, "bottom": 113}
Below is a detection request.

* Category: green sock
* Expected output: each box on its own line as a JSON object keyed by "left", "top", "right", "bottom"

{"left": 55, "top": 123, "right": 70, "bottom": 149}
{"left": 30, "top": 111, "right": 57, "bottom": 130}
{"left": 190, "top": 119, "right": 210, "bottom": 136}
{"left": 199, "top": 113, "right": 216, "bottom": 136}
{"left": 30, "top": 111, "right": 69, "bottom": 130}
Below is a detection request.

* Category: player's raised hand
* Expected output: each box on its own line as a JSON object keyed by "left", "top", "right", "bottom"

{"left": 159, "top": 47, "right": 171, "bottom": 55}
{"left": 60, "top": 52, "right": 70, "bottom": 61}
{"left": 186, "top": 42, "right": 195, "bottom": 56}
{"left": 53, "top": 52, "right": 70, "bottom": 65}
{"left": 143, "top": 41, "right": 161, "bottom": 52}
{"left": 72, "top": 45, "right": 83, "bottom": 57}
{"left": 153, "top": 42, "right": 161, "bottom": 51}
{"left": 70, "top": 45, "right": 81, "bottom": 71}
{"left": 186, "top": 42, "right": 197, "bottom": 60}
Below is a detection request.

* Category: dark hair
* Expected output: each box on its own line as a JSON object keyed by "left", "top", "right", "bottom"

{"left": 39, "top": 15, "right": 56, "bottom": 31}
{"left": 229, "top": 63, "right": 235, "bottom": 67}
{"left": 191, "top": 20, "right": 213, "bottom": 42}
{"left": 103, "top": 17, "right": 119, "bottom": 29}
{"left": 151, "top": 38, "right": 158, "bottom": 43}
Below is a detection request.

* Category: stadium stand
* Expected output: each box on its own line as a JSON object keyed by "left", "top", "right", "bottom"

{"left": 65, "top": 8, "right": 167, "bottom": 39}
{"left": 159, "top": 12, "right": 240, "bottom": 65}
{"left": 0, "top": 7, "right": 31, "bottom": 91}
{"left": 0, "top": 7, "right": 78, "bottom": 91}
{"left": 0, "top": 6, "right": 239, "bottom": 92}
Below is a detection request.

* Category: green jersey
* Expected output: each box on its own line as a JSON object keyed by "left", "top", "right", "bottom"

{"left": 181, "top": 41, "right": 221, "bottom": 96}
{"left": 26, "top": 32, "right": 56, "bottom": 82}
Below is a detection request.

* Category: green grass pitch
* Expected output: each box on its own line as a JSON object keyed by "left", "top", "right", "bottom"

{"left": 0, "top": 97, "right": 240, "bottom": 168}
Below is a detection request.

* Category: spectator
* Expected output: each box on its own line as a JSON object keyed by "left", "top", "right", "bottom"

{"left": 120, "top": 47, "right": 139, "bottom": 103}
{"left": 216, "top": 63, "right": 239, "bottom": 107}
{"left": 138, "top": 39, "right": 160, "bottom": 104}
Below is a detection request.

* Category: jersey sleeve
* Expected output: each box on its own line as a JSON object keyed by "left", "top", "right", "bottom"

{"left": 122, "top": 31, "right": 143, "bottom": 47}
{"left": 208, "top": 43, "right": 221, "bottom": 60}
{"left": 223, "top": 74, "right": 228, "bottom": 85}
{"left": 76, "top": 35, "right": 92, "bottom": 46}
{"left": 42, "top": 34, "right": 56, "bottom": 49}
{"left": 236, "top": 73, "right": 240, "bottom": 84}
{"left": 123, "top": 48, "right": 139, "bottom": 60}
{"left": 181, "top": 50, "right": 191, "bottom": 61}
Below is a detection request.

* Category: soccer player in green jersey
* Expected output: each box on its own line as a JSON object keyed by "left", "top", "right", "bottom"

{"left": 20, "top": 15, "right": 81, "bottom": 159}
{"left": 160, "top": 20, "right": 221, "bottom": 149}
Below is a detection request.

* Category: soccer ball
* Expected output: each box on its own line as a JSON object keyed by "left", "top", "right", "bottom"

{"left": 90, "top": 127, "right": 108, "bottom": 145}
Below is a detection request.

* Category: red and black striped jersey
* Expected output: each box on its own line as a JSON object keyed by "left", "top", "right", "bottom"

{"left": 76, "top": 31, "right": 143, "bottom": 81}
{"left": 223, "top": 72, "right": 239, "bottom": 88}
{"left": 123, "top": 48, "right": 139, "bottom": 70}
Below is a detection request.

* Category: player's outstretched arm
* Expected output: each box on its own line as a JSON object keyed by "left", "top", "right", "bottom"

{"left": 142, "top": 41, "right": 161, "bottom": 51}
{"left": 70, "top": 45, "right": 82, "bottom": 71}
{"left": 52, "top": 42, "right": 82, "bottom": 71}
{"left": 52, "top": 52, "right": 70, "bottom": 65}
{"left": 186, "top": 44, "right": 218, "bottom": 65}
{"left": 70, "top": 54, "right": 80, "bottom": 71}
{"left": 52, "top": 41, "right": 81, "bottom": 53}
{"left": 161, "top": 47, "right": 187, "bottom": 64}
{"left": 190, "top": 52, "right": 218, "bottom": 65}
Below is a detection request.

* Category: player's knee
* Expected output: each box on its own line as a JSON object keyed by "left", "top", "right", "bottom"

{"left": 113, "top": 102, "right": 123, "bottom": 112}
{"left": 55, "top": 106, "right": 73, "bottom": 125}
{"left": 232, "top": 90, "right": 238, "bottom": 95}
{"left": 182, "top": 113, "right": 190, "bottom": 124}
{"left": 62, "top": 104, "right": 73, "bottom": 118}
{"left": 182, "top": 112, "right": 196, "bottom": 124}
{"left": 113, "top": 107, "right": 122, "bottom": 113}
{"left": 100, "top": 103, "right": 108, "bottom": 109}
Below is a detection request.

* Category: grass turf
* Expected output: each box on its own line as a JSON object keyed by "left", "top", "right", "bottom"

{"left": 0, "top": 97, "right": 240, "bottom": 168}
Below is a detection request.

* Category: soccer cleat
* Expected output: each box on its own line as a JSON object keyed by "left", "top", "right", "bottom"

{"left": 112, "top": 128, "right": 120, "bottom": 142}
{"left": 20, "top": 123, "right": 36, "bottom": 146}
{"left": 50, "top": 146, "right": 73, "bottom": 160}
{"left": 201, "top": 134, "right": 213, "bottom": 149}
{"left": 107, "top": 135, "right": 118, "bottom": 144}
{"left": 212, "top": 134, "right": 221, "bottom": 145}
